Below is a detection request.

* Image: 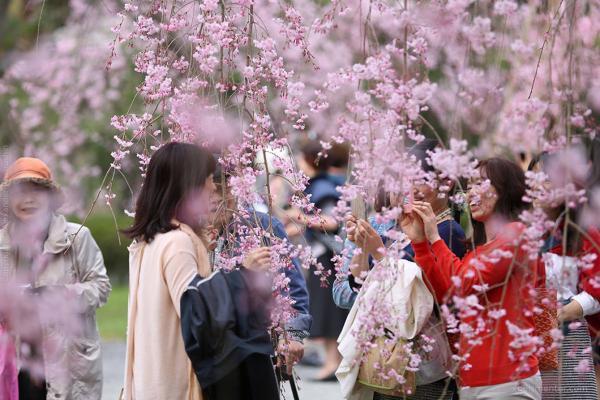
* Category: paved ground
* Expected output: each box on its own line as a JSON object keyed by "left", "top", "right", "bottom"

{"left": 102, "top": 341, "right": 343, "bottom": 400}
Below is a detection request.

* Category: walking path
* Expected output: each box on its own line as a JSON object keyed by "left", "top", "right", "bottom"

{"left": 102, "top": 341, "right": 343, "bottom": 400}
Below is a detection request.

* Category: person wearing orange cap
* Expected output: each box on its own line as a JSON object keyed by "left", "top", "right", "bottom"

{"left": 0, "top": 157, "right": 111, "bottom": 400}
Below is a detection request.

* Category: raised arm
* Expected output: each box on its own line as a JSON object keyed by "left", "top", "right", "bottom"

{"left": 412, "top": 240, "right": 460, "bottom": 303}
{"left": 408, "top": 202, "right": 526, "bottom": 302}
{"left": 332, "top": 237, "right": 364, "bottom": 309}
{"left": 414, "top": 237, "right": 524, "bottom": 301}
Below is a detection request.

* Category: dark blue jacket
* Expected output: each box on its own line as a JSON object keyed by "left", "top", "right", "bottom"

{"left": 181, "top": 270, "right": 274, "bottom": 387}
{"left": 304, "top": 173, "right": 340, "bottom": 208}
{"left": 303, "top": 173, "right": 342, "bottom": 254}
{"left": 238, "top": 211, "right": 312, "bottom": 339}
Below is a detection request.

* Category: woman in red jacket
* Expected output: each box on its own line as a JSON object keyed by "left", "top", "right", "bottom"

{"left": 402, "top": 158, "right": 542, "bottom": 400}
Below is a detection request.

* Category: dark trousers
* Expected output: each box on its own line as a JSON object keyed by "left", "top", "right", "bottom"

{"left": 18, "top": 370, "right": 47, "bottom": 400}
{"left": 204, "top": 353, "right": 280, "bottom": 400}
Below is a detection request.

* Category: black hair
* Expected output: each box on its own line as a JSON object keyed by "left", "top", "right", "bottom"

{"left": 123, "top": 142, "right": 216, "bottom": 242}
{"left": 301, "top": 140, "right": 330, "bottom": 172}
{"left": 470, "top": 157, "right": 529, "bottom": 246}
{"left": 479, "top": 157, "right": 528, "bottom": 221}
{"left": 327, "top": 142, "right": 351, "bottom": 169}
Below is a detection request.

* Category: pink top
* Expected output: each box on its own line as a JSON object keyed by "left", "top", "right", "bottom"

{"left": 0, "top": 325, "right": 18, "bottom": 400}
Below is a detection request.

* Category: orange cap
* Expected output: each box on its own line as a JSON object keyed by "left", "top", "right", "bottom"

{"left": 3, "top": 157, "right": 54, "bottom": 185}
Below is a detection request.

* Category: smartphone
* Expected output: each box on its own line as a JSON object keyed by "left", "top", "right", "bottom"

{"left": 351, "top": 197, "right": 367, "bottom": 220}
{"left": 403, "top": 191, "right": 414, "bottom": 213}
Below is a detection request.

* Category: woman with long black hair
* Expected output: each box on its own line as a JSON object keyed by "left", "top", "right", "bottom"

{"left": 122, "top": 142, "right": 216, "bottom": 400}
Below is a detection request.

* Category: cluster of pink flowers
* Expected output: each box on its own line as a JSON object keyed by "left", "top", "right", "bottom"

{"left": 0, "top": 279, "right": 84, "bottom": 379}
{"left": 1, "top": 1, "right": 128, "bottom": 214}
{"left": 99, "top": 0, "right": 599, "bottom": 376}
{"left": 426, "top": 139, "right": 480, "bottom": 190}
{"left": 3, "top": 0, "right": 599, "bottom": 382}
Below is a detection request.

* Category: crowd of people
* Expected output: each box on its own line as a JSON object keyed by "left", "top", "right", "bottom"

{"left": 1, "top": 137, "right": 599, "bottom": 400}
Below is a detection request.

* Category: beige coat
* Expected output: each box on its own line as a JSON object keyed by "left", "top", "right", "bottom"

{"left": 0, "top": 214, "right": 111, "bottom": 400}
{"left": 123, "top": 221, "right": 211, "bottom": 400}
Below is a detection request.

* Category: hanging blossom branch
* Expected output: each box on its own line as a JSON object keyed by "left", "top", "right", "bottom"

{"left": 101, "top": 0, "right": 600, "bottom": 383}
{"left": 1, "top": 0, "right": 598, "bottom": 387}
{"left": 103, "top": 0, "right": 335, "bottom": 343}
